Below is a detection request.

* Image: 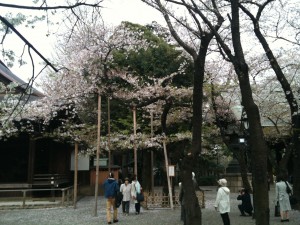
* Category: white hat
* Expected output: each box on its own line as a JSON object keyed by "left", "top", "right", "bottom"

{"left": 218, "top": 178, "right": 227, "bottom": 187}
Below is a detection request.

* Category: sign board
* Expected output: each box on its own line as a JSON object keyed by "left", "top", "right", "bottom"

{"left": 168, "top": 165, "right": 175, "bottom": 177}
{"left": 94, "top": 158, "right": 108, "bottom": 167}
{"left": 70, "top": 151, "right": 90, "bottom": 171}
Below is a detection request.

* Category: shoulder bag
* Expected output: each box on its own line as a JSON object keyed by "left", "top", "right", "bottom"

{"left": 284, "top": 181, "right": 297, "bottom": 206}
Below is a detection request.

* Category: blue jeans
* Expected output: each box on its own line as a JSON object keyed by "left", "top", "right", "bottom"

{"left": 123, "top": 201, "right": 130, "bottom": 213}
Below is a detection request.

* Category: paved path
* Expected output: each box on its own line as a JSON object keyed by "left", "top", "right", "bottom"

{"left": 0, "top": 185, "right": 299, "bottom": 225}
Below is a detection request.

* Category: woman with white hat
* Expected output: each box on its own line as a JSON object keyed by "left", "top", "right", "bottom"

{"left": 214, "top": 178, "right": 231, "bottom": 225}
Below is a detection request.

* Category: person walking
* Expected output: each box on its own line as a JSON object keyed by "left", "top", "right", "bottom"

{"left": 120, "top": 177, "right": 131, "bottom": 216}
{"left": 131, "top": 174, "right": 142, "bottom": 214}
{"left": 237, "top": 188, "right": 253, "bottom": 216}
{"left": 118, "top": 179, "right": 126, "bottom": 213}
{"left": 276, "top": 174, "right": 293, "bottom": 222}
{"left": 214, "top": 178, "right": 231, "bottom": 225}
{"left": 103, "top": 172, "right": 119, "bottom": 224}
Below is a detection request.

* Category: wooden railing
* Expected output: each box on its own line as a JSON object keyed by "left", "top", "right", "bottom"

{"left": 142, "top": 190, "right": 205, "bottom": 209}
{"left": 33, "top": 174, "right": 70, "bottom": 188}
{"left": 0, "top": 186, "right": 74, "bottom": 209}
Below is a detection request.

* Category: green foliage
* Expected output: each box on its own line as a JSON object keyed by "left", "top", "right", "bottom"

{"left": 1, "top": 50, "right": 14, "bottom": 67}
{"left": 0, "top": 13, "right": 26, "bottom": 33}
{"left": 112, "top": 22, "right": 192, "bottom": 85}
{"left": 25, "top": 15, "right": 46, "bottom": 28}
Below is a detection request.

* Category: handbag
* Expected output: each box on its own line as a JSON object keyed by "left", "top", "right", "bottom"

{"left": 284, "top": 181, "right": 297, "bottom": 205}
{"left": 115, "top": 191, "right": 123, "bottom": 208}
{"left": 284, "top": 181, "right": 292, "bottom": 194}
{"left": 274, "top": 202, "right": 280, "bottom": 217}
{"left": 136, "top": 192, "right": 144, "bottom": 202}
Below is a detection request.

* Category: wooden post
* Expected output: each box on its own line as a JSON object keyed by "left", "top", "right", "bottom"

{"left": 108, "top": 96, "right": 111, "bottom": 172}
{"left": 150, "top": 111, "right": 154, "bottom": 193}
{"left": 93, "top": 93, "right": 101, "bottom": 217}
{"left": 163, "top": 137, "right": 173, "bottom": 209}
{"left": 62, "top": 189, "right": 65, "bottom": 206}
{"left": 22, "top": 190, "right": 26, "bottom": 208}
{"left": 133, "top": 105, "right": 137, "bottom": 176}
{"left": 73, "top": 142, "right": 78, "bottom": 209}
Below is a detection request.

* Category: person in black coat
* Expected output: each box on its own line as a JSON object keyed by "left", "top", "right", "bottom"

{"left": 237, "top": 188, "right": 253, "bottom": 216}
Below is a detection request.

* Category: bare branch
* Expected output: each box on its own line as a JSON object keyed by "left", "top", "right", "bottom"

{"left": 0, "top": 15, "right": 58, "bottom": 72}
{"left": 0, "top": 1, "right": 103, "bottom": 11}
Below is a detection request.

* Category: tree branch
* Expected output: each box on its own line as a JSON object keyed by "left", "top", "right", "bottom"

{"left": 0, "top": 1, "right": 103, "bottom": 11}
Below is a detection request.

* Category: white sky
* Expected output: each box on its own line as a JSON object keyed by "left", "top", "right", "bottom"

{"left": 0, "top": 0, "right": 165, "bottom": 86}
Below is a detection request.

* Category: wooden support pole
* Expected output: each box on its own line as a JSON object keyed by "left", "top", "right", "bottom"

{"left": 163, "top": 137, "right": 173, "bottom": 209}
{"left": 73, "top": 142, "right": 78, "bottom": 209}
{"left": 150, "top": 111, "right": 154, "bottom": 193}
{"left": 108, "top": 97, "right": 111, "bottom": 172}
{"left": 93, "top": 93, "right": 101, "bottom": 217}
{"left": 133, "top": 106, "right": 137, "bottom": 177}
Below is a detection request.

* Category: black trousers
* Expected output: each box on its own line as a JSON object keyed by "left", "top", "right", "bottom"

{"left": 135, "top": 202, "right": 140, "bottom": 213}
{"left": 122, "top": 201, "right": 125, "bottom": 213}
{"left": 238, "top": 204, "right": 252, "bottom": 215}
{"left": 220, "top": 212, "right": 230, "bottom": 225}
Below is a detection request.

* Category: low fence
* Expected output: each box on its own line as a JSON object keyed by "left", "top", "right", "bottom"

{"left": 142, "top": 190, "right": 205, "bottom": 209}
{"left": 33, "top": 174, "right": 70, "bottom": 188}
{"left": 0, "top": 186, "right": 74, "bottom": 209}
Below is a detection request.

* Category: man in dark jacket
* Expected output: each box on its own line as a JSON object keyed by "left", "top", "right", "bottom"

{"left": 237, "top": 188, "right": 253, "bottom": 216}
{"left": 103, "top": 172, "right": 119, "bottom": 224}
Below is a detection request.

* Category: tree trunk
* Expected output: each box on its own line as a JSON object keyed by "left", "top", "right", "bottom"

{"left": 235, "top": 150, "right": 252, "bottom": 193}
{"left": 231, "top": 1, "right": 269, "bottom": 224}
{"left": 181, "top": 156, "right": 201, "bottom": 225}
{"left": 292, "top": 115, "right": 300, "bottom": 209}
{"left": 142, "top": 1, "right": 224, "bottom": 224}
{"left": 182, "top": 36, "right": 211, "bottom": 225}
{"left": 211, "top": 82, "right": 252, "bottom": 193}
{"left": 240, "top": 2, "right": 299, "bottom": 208}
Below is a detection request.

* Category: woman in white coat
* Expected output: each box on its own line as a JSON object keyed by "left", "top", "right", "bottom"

{"left": 276, "top": 174, "right": 292, "bottom": 222}
{"left": 131, "top": 174, "right": 142, "bottom": 214}
{"left": 214, "top": 178, "right": 231, "bottom": 225}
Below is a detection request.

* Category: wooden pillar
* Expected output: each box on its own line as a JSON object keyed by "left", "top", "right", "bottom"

{"left": 108, "top": 97, "right": 111, "bottom": 172}
{"left": 133, "top": 105, "right": 137, "bottom": 177}
{"left": 93, "top": 93, "right": 101, "bottom": 217}
{"left": 150, "top": 111, "right": 154, "bottom": 192}
{"left": 73, "top": 142, "right": 78, "bottom": 209}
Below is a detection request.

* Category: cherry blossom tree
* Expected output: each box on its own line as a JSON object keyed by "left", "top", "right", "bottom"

{"left": 140, "top": 0, "right": 272, "bottom": 224}
{"left": 140, "top": 1, "right": 226, "bottom": 223}
{"left": 237, "top": 0, "right": 300, "bottom": 206}
{"left": 0, "top": 0, "right": 104, "bottom": 126}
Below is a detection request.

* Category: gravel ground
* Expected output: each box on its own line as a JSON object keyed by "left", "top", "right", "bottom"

{"left": 0, "top": 185, "right": 299, "bottom": 225}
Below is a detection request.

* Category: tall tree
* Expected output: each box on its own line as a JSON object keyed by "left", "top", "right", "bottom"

{"left": 142, "top": 0, "right": 224, "bottom": 224}
{"left": 238, "top": 0, "right": 300, "bottom": 208}
{"left": 142, "top": 0, "right": 270, "bottom": 224}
